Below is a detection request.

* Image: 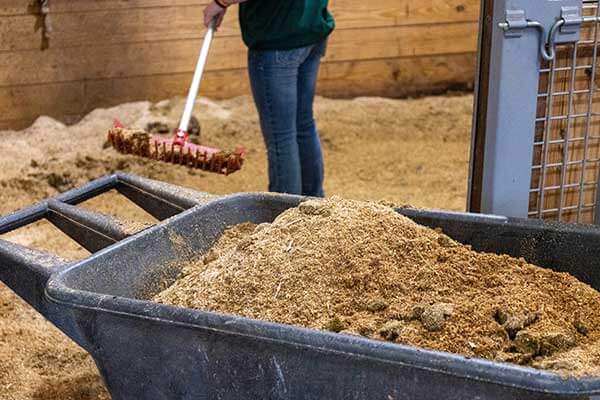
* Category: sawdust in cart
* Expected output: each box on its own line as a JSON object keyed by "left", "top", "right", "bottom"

{"left": 156, "top": 197, "right": 600, "bottom": 377}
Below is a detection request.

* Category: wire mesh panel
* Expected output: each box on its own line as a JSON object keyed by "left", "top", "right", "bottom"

{"left": 530, "top": 0, "right": 600, "bottom": 223}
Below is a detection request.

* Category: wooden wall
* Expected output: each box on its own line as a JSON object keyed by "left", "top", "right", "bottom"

{"left": 0, "top": 0, "right": 480, "bottom": 130}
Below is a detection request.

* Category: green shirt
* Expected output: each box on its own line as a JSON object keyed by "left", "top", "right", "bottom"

{"left": 239, "top": 0, "right": 335, "bottom": 50}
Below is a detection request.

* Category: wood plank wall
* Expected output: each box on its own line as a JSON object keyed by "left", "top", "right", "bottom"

{"left": 0, "top": 0, "right": 480, "bottom": 130}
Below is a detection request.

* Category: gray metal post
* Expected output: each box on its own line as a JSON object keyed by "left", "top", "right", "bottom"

{"left": 476, "top": 0, "right": 581, "bottom": 217}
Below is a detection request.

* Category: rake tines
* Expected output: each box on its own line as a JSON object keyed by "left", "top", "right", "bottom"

{"left": 107, "top": 127, "right": 245, "bottom": 175}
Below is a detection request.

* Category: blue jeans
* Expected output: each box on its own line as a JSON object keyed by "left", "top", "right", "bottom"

{"left": 248, "top": 40, "right": 327, "bottom": 197}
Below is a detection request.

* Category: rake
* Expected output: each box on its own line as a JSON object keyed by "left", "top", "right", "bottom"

{"left": 107, "top": 19, "right": 245, "bottom": 175}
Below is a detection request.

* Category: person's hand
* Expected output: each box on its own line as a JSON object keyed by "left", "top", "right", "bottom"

{"left": 204, "top": 1, "right": 227, "bottom": 30}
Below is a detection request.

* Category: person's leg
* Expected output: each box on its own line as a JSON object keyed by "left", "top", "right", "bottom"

{"left": 247, "top": 49, "right": 303, "bottom": 194}
{"left": 296, "top": 40, "right": 327, "bottom": 197}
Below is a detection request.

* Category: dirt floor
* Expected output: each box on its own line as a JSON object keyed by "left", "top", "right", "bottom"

{"left": 0, "top": 93, "right": 473, "bottom": 399}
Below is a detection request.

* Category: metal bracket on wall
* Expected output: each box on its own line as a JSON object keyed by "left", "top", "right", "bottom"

{"left": 560, "top": 6, "right": 583, "bottom": 35}
{"left": 38, "top": 0, "right": 52, "bottom": 49}
{"left": 498, "top": 9, "right": 529, "bottom": 38}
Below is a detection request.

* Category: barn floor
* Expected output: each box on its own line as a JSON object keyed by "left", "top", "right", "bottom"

{"left": 0, "top": 93, "right": 473, "bottom": 399}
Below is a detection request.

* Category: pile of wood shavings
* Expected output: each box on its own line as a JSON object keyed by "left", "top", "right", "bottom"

{"left": 155, "top": 197, "right": 600, "bottom": 376}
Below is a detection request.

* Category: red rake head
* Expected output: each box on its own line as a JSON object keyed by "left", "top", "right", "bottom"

{"left": 107, "top": 126, "right": 244, "bottom": 175}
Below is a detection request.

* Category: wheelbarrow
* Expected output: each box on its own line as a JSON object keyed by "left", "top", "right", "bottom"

{"left": 2, "top": 173, "right": 600, "bottom": 400}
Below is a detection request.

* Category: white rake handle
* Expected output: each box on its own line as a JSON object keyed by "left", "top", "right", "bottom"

{"left": 177, "top": 19, "right": 216, "bottom": 133}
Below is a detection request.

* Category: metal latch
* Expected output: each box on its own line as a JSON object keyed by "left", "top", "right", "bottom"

{"left": 498, "top": 9, "right": 555, "bottom": 61}
{"left": 498, "top": 6, "right": 585, "bottom": 61}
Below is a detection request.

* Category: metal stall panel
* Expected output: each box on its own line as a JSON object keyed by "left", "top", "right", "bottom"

{"left": 530, "top": 0, "right": 600, "bottom": 224}
{"left": 470, "top": 0, "right": 582, "bottom": 218}
{"left": 469, "top": 0, "right": 600, "bottom": 224}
